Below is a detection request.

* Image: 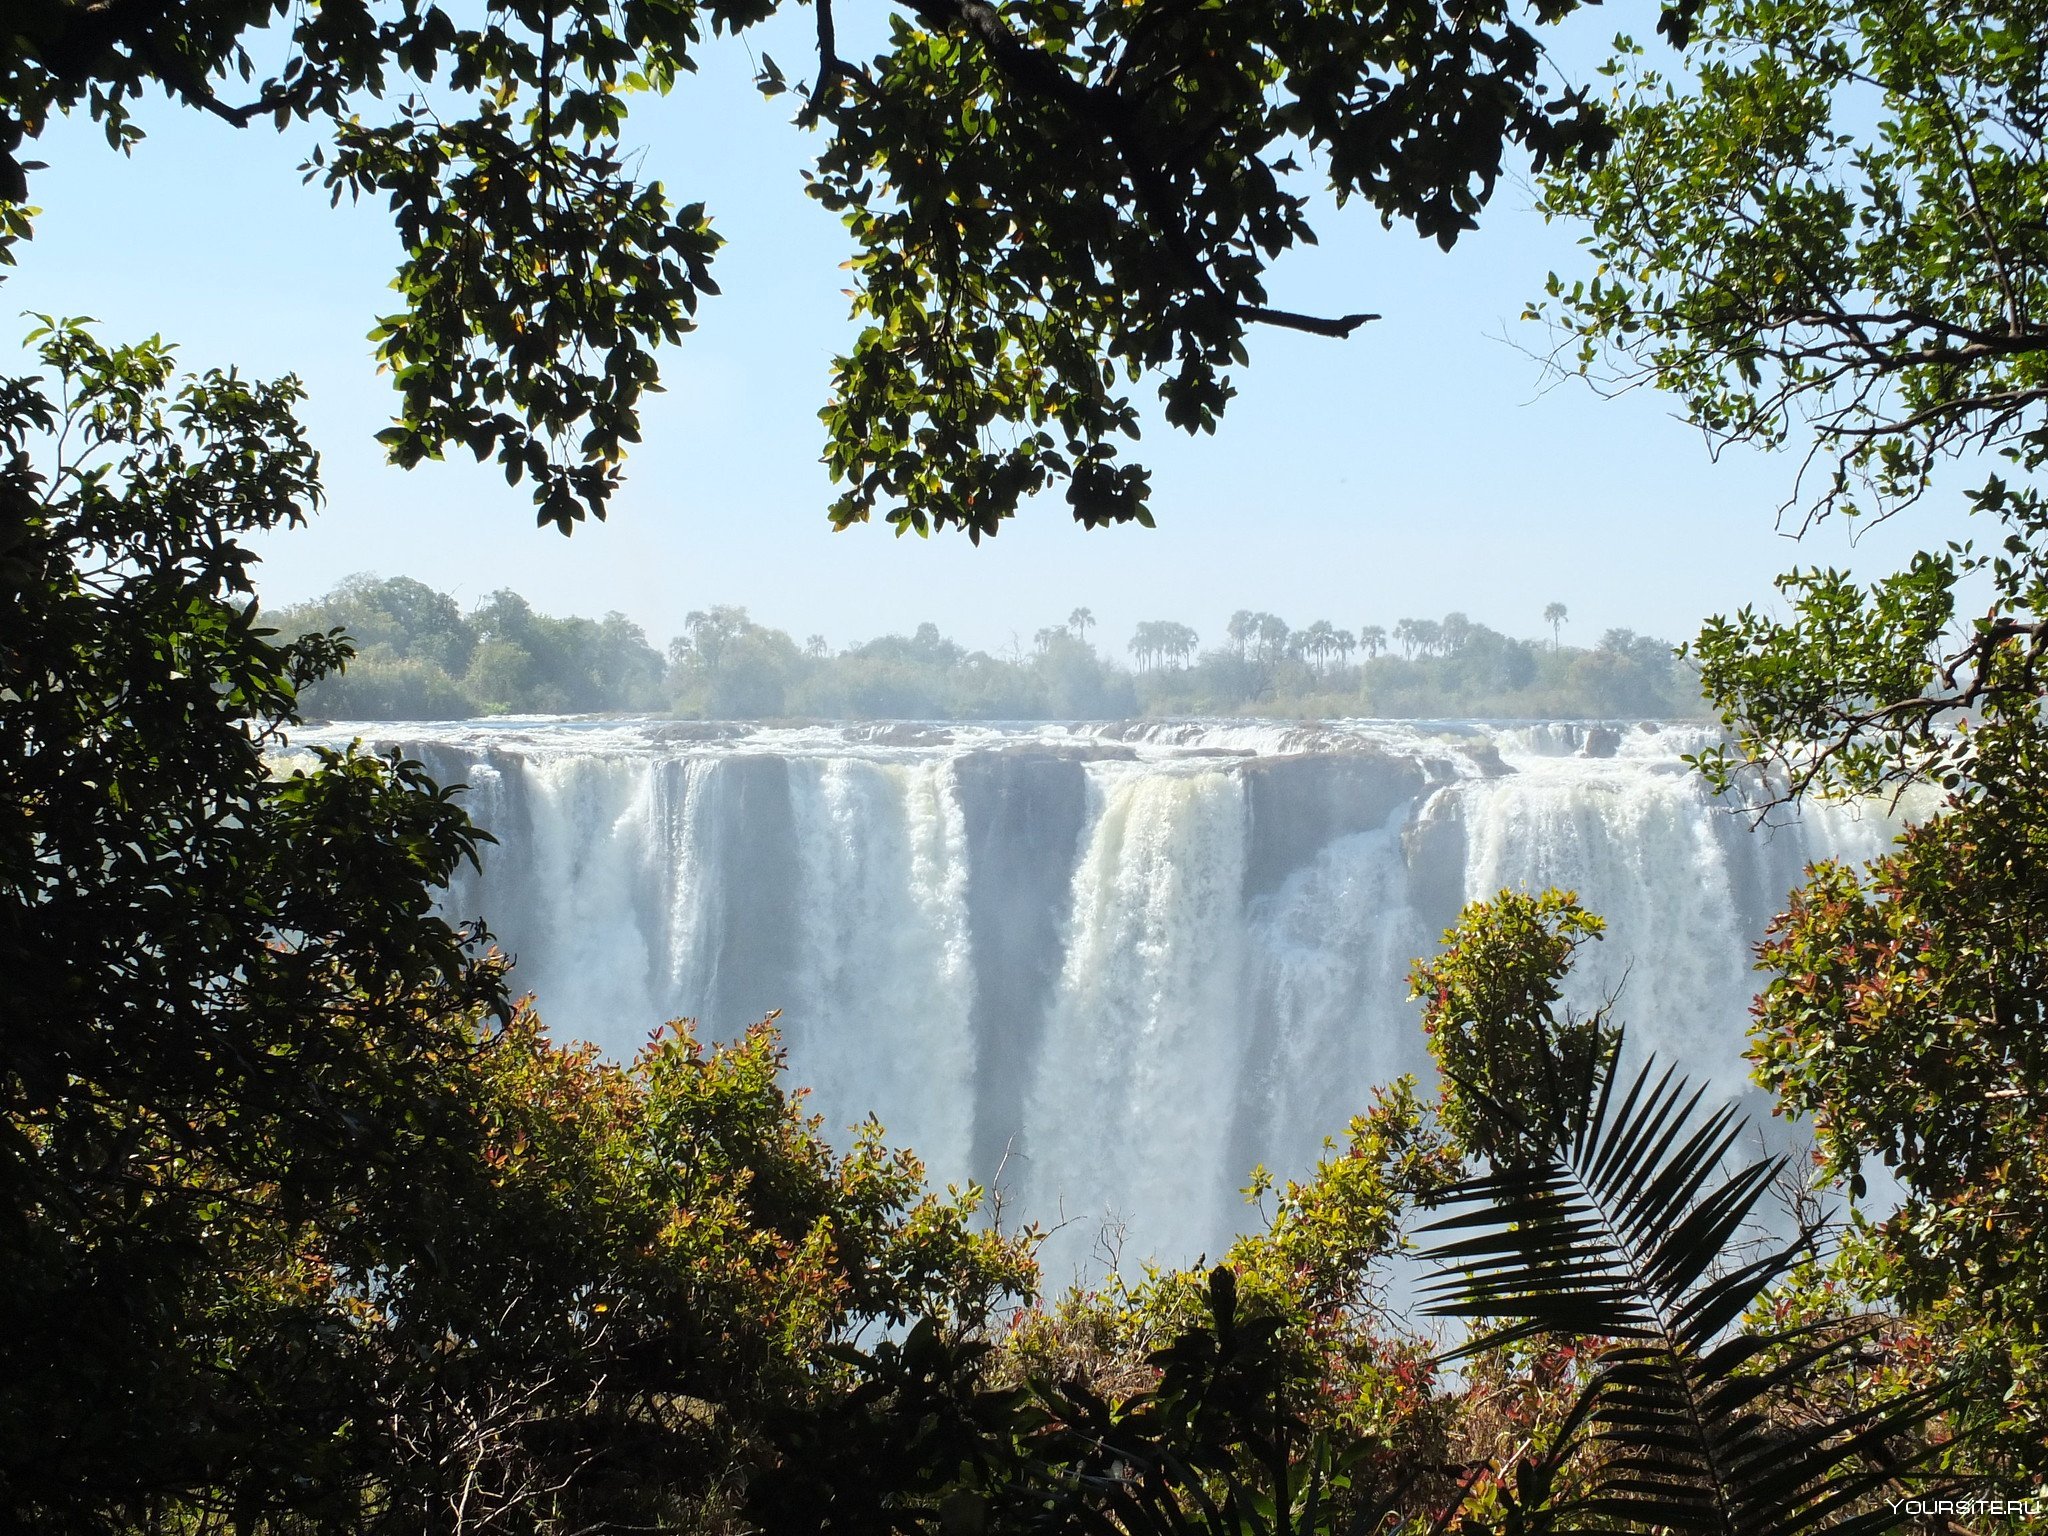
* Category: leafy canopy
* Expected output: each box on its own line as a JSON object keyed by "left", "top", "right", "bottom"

{"left": 1752, "top": 738, "right": 2048, "bottom": 1476}
{"left": 1537, "top": 0, "right": 2048, "bottom": 1486}
{"left": 1409, "top": 888, "right": 1616, "bottom": 1166}
{"left": 1415, "top": 898, "right": 1953, "bottom": 1533}
{"left": 0, "top": 317, "right": 506, "bottom": 1522}
{"left": 4, "top": 0, "right": 1607, "bottom": 536}
{"left": 0, "top": 319, "right": 1034, "bottom": 1530}
{"left": 1534, "top": 0, "right": 2048, "bottom": 799}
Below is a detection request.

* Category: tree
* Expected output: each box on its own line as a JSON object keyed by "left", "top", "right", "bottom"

{"left": 1543, "top": 601, "right": 1567, "bottom": 651}
{"left": 1398, "top": 616, "right": 1443, "bottom": 658}
{"left": 378, "top": 1011, "right": 1033, "bottom": 1536}
{"left": 1418, "top": 1040, "right": 1949, "bottom": 1530}
{"left": 670, "top": 605, "right": 806, "bottom": 717}
{"left": 1539, "top": 0, "right": 2048, "bottom": 539}
{"left": 1297, "top": 619, "right": 1339, "bottom": 674}
{"left": 1250, "top": 611, "right": 1292, "bottom": 664}
{"left": 1750, "top": 747, "right": 2048, "bottom": 1476}
{"left": 0, "top": 320, "right": 509, "bottom": 1522}
{"left": 1067, "top": 606, "right": 1096, "bottom": 645}
{"left": 1225, "top": 609, "right": 1258, "bottom": 660}
{"left": 309, "top": 572, "right": 476, "bottom": 674}
{"left": 1131, "top": 619, "right": 1199, "bottom": 672}
{"left": 764, "top": 895, "right": 1959, "bottom": 1533}
{"left": 1439, "top": 610, "right": 1473, "bottom": 655}
{"left": 1412, "top": 896, "right": 1952, "bottom": 1532}
{"left": 1535, "top": 0, "right": 2048, "bottom": 793}
{"left": 1358, "top": 623, "right": 1387, "bottom": 660}
{"left": 1537, "top": 0, "right": 2048, "bottom": 1486}
{"left": 4, "top": 0, "right": 1609, "bottom": 539}
{"left": 0, "top": 320, "right": 1039, "bottom": 1531}
{"left": 1408, "top": 890, "right": 1614, "bottom": 1166}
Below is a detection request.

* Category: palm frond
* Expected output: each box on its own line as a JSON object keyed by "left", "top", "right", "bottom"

{"left": 1418, "top": 1037, "right": 1952, "bottom": 1534}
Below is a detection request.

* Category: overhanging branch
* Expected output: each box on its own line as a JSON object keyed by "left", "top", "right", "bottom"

{"left": 1238, "top": 304, "right": 1379, "bottom": 338}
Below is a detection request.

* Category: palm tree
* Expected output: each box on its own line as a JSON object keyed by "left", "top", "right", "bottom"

{"left": 1359, "top": 624, "right": 1386, "bottom": 660}
{"left": 1068, "top": 607, "right": 1096, "bottom": 644}
{"left": 1545, "top": 601, "right": 1569, "bottom": 651}
{"left": 1160, "top": 622, "right": 1199, "bottom": 669}
{"left": 1252, "top": 612, "right": 1290, "bottom": 663}
{"left": 1299, "top": 619, "right": 1338, "bottom": 674}
{"left": 1418, "top": 1035, "right": 1952, "bottom": 1531}
{"left": 1226, "top": 610, "right": 1257, "bottom": 660}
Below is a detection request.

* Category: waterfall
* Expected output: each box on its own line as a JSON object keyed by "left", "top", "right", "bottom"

{"left": 1021, "top": 764, "right": 1251, "bottom": 1268}
{"left": 298, "top": 718, "right": 1910, "bottom": 1279}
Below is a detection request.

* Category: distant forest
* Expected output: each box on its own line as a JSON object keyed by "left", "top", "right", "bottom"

{"left": 274, "top": 575, "right": 1708, "bottom": 721}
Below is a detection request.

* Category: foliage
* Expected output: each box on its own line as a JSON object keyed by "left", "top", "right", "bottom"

{"left": 0, "top": 319, "right": 1034, "bottom": 1530}
{"left": 1534, "top": 0, "right": 2048, "bottom": 1504}
{"left": 275, "top": 575, "right": 667, "bottom": 718}
{"left": 1073, "top": 1076, "right": 1466, "bottom": 1487}
{"left": 1751, "top": 761, "right": 2048, "bottom": 1480}
{"left": 796, "top": 0, "right": 1606, "bottom": 537}
{"left": 752, "top": 1072, "right": 1469, "bottom": 1532}
{"left": 4, "top": 0, "right": 1610, "bottom": 536}
{"left": 1407, "top": 896, "right": 1955, "bottom": 1532}
{"left": 1418, "top": 1033, "right": 1953, "bottom": 1532}
{"left": 1007, "top": 1266, "right": 1447, "bottom": 1536}
{"left": 761, "top": 1268, "right": 1453, "bottom": 1535}
{"left": 328, "top": 1009, "right": 1034, "bottom": 1536}
{"left": 670, "top": 603, "right": 811, "bottom": 717}
{"left": 1537, "top": 0, "right": 2048, "bottom": 529}
{"left": 0, "top": 319, "right": 508, "bottom": 1524}
{"left": 1532, "top": 0, "right": 2048, "bottom": 790}
{"left": 765, "top": 892, "right": 1966, "bottom": 1535}
{"left": 3, "top": 0, "right": 737, "bottom": 529}
{"left": 1410, "top": 891, "right": 1617, "bottom": 1165}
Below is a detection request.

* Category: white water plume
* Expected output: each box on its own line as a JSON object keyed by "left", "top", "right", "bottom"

{"left": 293, "top": 717, "right": 1917, "bottom": 1275}
{"left": 1021, "top": 765, "right": 1250, "bottom": 1274}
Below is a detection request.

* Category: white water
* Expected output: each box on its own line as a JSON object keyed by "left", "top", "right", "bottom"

{"left": 293, "top": 717, "right": 1911, "bottom": 1280}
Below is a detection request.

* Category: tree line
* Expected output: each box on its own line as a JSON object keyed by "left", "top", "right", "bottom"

{"left": 281, "top": 582, "right": 1702, "bottom": 721}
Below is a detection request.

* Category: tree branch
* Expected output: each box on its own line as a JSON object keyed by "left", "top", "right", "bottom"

{"left": 1821, "top": 385, "right": 2048, "bottom": 441}
{"left": 798, "top": 0, "right": 848, "bottom": 128}
{"left": 1237, "top": 304, "right": 1379, "bottom": 338}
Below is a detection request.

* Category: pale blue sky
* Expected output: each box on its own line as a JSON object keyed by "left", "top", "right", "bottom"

{"left": 5, "top": 8, "right": 1961, "bottom": 657}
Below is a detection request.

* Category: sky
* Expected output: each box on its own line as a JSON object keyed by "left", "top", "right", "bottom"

{"left": 4, "top": 7, "right": 1969, "bottom": 658}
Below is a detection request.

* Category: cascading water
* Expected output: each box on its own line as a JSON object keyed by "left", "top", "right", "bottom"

{"left": 294, "top": 717, "right": 1911, "bottom": 1281}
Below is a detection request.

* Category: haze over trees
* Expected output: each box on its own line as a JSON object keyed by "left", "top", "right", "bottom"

{"left": 278, "top": 577, "right": 1703, "bottom": 721}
